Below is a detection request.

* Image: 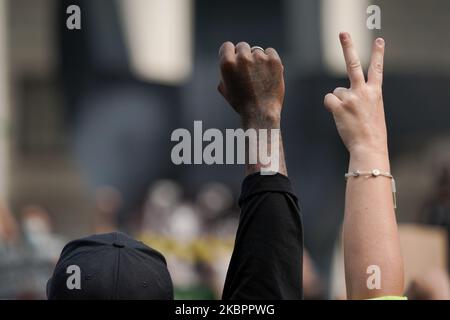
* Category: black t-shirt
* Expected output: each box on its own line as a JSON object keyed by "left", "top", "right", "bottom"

{"left": 222, "top": 173, "right": 303, "bottom": 300}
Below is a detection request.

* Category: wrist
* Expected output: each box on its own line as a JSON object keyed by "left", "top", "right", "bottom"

{"left": 241, "top": 111, "right": 281, "bottom": 130}
{"left": 349, "top": 146, "right": 390, "bottom": 172}
{"left": 348, "top": 143, "right": 389, "bottom": 159}
{"left": 238, "top": 99, "right": 282, "bottom": 129}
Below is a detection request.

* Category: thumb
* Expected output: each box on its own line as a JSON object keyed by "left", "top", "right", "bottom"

{"left": 324, "top": 93, "right": 343, "bottom": 114}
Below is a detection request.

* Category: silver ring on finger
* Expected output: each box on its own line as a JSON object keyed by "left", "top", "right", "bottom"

{"left": 251, "top": 46, "right": 265, "bottom": 53}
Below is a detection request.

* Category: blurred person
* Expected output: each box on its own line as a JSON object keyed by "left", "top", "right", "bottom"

{"left": 420, "top": 165, "right": 450, "bottom": 270}
{"left": 421, "top": 165, "right": 450, "bottom": 226}
{"left": 164, "top": 202, "right": 208, "bottom": 298}
{"left": 196, "top": 182, "right": 234, "bottom": 223}
{"left": 207, "top": 218, "right": 238, "bottom": 298}
{"left": 0, "top": 205, "right": 59, "bottom": 299}
{"left": 93, "top": 186, "right": 122, "bottom": 234}
{"left": 140, "top": 180, "right": 183, "bottom": 236}
{"left": 46, "top": 232, "right": 174, "bottom": 300}
{"left": 406, "top": 268, "right": 450, "bottom": 300}
{"left": 0, "top": 203, "right": 20, "bottom": 246}
{"left": 139, "top": 182, "right": 214, "bottom": 299}
{"left": 0, "top": 204, "right": 22, "bottom": 298}
{"left": 20, "top": 205, "right": 65, "bottom": 263}
{"left": 324, "top": 33, "right": 404, "bottom": 299}
{"left": 303, "top": 250, "right": 325, "bottom": 299}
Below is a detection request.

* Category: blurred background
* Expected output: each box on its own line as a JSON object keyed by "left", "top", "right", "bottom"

{"left": 0, "top": 0, "right": 449, "bottom": 299}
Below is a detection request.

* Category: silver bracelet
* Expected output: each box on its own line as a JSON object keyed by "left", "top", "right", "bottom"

{"left": 345, "top": 169, "right": 397, "bottom": 209}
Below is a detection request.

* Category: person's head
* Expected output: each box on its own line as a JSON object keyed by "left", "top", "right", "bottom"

{"left": 47, "top": 232, "right": 173, "bottom": 300}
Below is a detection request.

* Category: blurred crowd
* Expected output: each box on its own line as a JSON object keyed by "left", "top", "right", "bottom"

{"left": 0, "top": 179, "right": 240, "bottom": 299}
{"left": 1, "top": 165, "right": 450, "bottom": 299}
{"left": 0, "top": 204, "right": 65, "bottom": 299}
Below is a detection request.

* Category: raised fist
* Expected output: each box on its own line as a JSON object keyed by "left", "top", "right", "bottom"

{"left": 218, "top": 42, "right": 285, "bottom": 126}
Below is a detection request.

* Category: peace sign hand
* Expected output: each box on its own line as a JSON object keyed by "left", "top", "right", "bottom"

{"left": 324, "top": 32, "right": 388, "bottom": 158}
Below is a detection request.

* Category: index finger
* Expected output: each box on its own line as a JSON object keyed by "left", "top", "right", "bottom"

{"left": 219, "top": 41, "right": 236, "bottom": 63}
{"left": 339, "top": 32, "right": 365, "bottom": 87}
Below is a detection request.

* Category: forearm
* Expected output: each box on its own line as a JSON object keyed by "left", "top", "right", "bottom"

{"left": 324, "top": 34, "right": 404, "bottom": 299}
{"left": 242, "top": 114, "right": 287, "bottom": 177}
{"left": 222, "top": 173, "right": 303, "bottom": 299}
{"left": 218, "top": 42, "right": 300, "bottom": 299}
{"left": 344, "top": 148, "right": 404, "bottom": 299}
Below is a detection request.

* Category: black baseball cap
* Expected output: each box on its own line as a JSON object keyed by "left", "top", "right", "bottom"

{"left": 47, "top": 232, "right": 173, "bottom": 300}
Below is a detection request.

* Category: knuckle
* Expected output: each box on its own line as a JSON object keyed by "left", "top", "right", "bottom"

{"left": 333, "top": 88, "right": 342, "bottom": 95}
{"left": 341, "top": 40, "right": 352, "bottom": 49}
{"left": 266, "top": 48, "right": 277, "bottom": 56}
{"left": 219, "top": 41, "right": 234, "bottom": 56}
{"left": 220, "top": 41, "right": 233, "bottom": 50}
{"left": 373, "top": 62, "right": 383, "bottom": 73}
{"left": 253, "top": 51, "right": 268, "bottom": 62}
{"left": 266, "top": 48, "right": 281, "bottom": 59}
{"left": 368, "top": 87, "right": 382, "bottom": 99}
{"left": 343, "top": 92, "right": 358, "bottom": 105}
{"left": 268, "top": 54, "right": 280, "bottom": 63}
{"left": 237, "top": 53, "right": 252, "bottom": 64}
{"left": 348, "top": 60, "right": 361, "bottom": 70}
{"left": 236, "top": 41, "right": 249, "bottom": 48}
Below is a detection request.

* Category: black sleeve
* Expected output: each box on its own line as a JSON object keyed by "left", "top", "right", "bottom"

{"left": 222, "top": 173, "right": 303, "bottom": 300}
